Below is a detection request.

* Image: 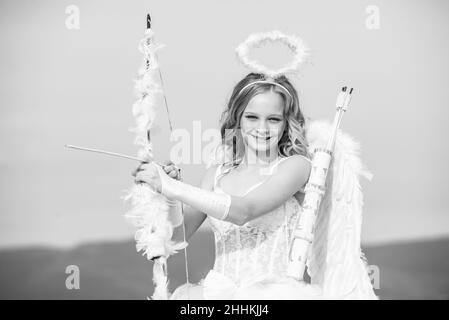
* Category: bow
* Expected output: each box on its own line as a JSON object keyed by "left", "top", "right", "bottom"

{"left": 123, "top": 14, "right": 189, "bottom": 300}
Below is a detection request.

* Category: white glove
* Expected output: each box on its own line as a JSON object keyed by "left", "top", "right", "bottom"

{"left": 154, "top": 164, "right": 232, "bottom": 221}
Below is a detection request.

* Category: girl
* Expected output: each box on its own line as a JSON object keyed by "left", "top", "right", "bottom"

{"left": 132, "top": 72, "right": 324, "bottom": 299}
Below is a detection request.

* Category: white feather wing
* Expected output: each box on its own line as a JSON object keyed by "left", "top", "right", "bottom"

{"left": 305, "top": 120, "right": 377, "bottom": 299}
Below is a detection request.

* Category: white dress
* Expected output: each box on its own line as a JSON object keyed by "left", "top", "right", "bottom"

{"left": 171, "top": 156, "right": 323, "bottom": 300}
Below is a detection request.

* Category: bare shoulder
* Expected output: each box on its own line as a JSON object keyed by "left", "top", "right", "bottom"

{"left": 277, "top": 155, "right": 311, "bottom": 180}
{"left": 200, "top": 164, "right": 221, "bottom": 190}
{"left": 280, "top": 155, "right": 311, "bottom": 169}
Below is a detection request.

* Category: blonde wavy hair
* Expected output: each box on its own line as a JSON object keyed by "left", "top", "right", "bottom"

{"left": 218, "top": 73, "right": 311, "bottom": 170}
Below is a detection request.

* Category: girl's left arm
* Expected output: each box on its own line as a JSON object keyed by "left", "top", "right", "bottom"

{"left": 226, "top": 155, "right": 311, "bottom": 225}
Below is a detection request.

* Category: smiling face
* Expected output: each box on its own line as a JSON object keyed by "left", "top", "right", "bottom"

{"left": 240, "top": 90, "right": 286, "bottom": 159}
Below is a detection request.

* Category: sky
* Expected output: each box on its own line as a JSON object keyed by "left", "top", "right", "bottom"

{"left": 0, "top": 0, "right": 448, "bottom": 248}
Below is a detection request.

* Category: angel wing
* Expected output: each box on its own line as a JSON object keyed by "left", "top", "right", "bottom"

{"left": 305, "top": 120, "right": 378, "bottom": 299}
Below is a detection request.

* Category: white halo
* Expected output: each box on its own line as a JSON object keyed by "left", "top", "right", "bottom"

{"left": 235, "top": 30, "right": 310, "bottom": 79}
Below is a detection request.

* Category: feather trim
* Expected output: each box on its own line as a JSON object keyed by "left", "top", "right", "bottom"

{"left": 123, "top": 28, "right": 181, "bottom": 300}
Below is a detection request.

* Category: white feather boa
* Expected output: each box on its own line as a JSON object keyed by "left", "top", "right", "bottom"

{"left": 122, "top": 29, "right": 186, "bottom": 300}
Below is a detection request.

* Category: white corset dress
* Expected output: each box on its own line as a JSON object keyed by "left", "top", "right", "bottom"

{"left": 209, "top": 164, "right": 302, "bottom": 284}
{"left": 171, "top": 156, "right": 323, "bottom": 300}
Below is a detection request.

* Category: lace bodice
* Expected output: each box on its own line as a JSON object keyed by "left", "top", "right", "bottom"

{"left": 207, "top": 156, "right": 309, "bottom": 284}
